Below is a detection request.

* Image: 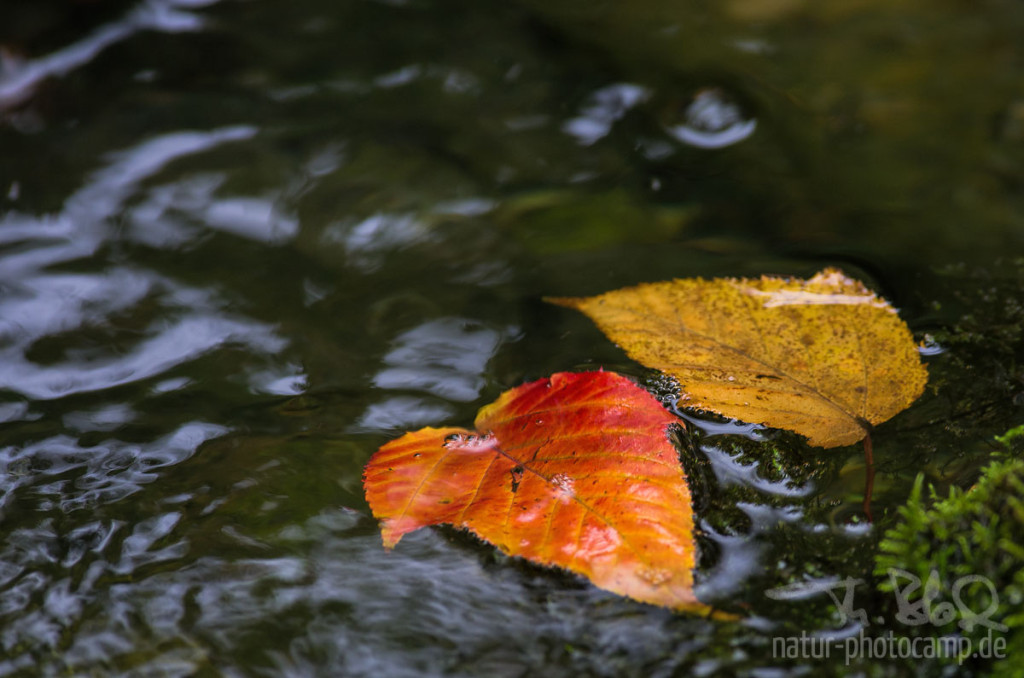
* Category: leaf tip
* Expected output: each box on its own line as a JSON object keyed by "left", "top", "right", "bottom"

{"left": 379, "top": 517, "right": 418, "bottom": 549}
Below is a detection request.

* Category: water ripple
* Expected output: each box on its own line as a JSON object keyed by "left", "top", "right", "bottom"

{"left": 0, "top": 422, "right": 228, "bottom": 515}
{"left": 1, "top": 126, "right": 256, "bottom": 276}
{"left": 0, "top": 271, "right": 284, "bottom": 399}
{"left": 0, "top": 123, "right": 285, "bottom": 401}
{"left": 0, "top": 0, "right": 221, "bottom": 110}
{"left": 354, "top": 318, "right": 518, "bottom": 432}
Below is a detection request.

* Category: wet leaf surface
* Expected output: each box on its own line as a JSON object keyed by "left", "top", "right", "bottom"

{"left": 364, "top": 371, "right": 724, "bottom": 615}
{"left": 550, "top": 269, "right": 928, "bottom": 447}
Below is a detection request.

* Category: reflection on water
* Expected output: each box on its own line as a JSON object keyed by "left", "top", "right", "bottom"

{"left": 563, "top": 83, "right": 649, "bottom": 146}
{"left": 662, "top": 88, "right": 757, "bottom": 150}
{"left": 0, "top": 0, "right": 1019, "bottom": 674}
{"left": 324, "top": 212, "right": 431, "bottom": 272}
{"left": 0, "top": 124, "right": 285, "bottom": 403}
{"left": 1, "top": 125, "right": 256, "bottom": 268}
{"left": 0, "top": 271, "right": 284, "bottom": 399}
{"left": 704, "top": 443, "right": 815, "bottom": 497}
{"left": 0, "top": 421, "right": 227, "bottom": 514}
{"left": 373, "top": 318, "right": 512, "bottom": 401}
{"left": 357, "top": 317, "right": 517, "bottom": 431}
{"left": 0, "top": 0, "right": 219, "bottom": 110}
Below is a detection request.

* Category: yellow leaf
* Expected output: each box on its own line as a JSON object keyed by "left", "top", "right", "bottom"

{"left": 549, "top": 268, "right": 928, "bottom": 448}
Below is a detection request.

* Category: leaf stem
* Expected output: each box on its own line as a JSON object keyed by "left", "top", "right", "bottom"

{"left": 862, "top": 432, "right": 874, "bottom": 523}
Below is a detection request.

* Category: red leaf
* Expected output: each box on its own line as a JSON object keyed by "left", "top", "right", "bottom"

{"left": 363, "top": 371, "right": 727, "bottom": 615}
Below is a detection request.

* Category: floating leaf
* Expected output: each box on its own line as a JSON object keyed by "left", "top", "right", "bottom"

{"left": 549, "top": 268, "right": 927, "bottom": 448}
{"left": 363, "top": 371, "right": 724, "bottom": 615}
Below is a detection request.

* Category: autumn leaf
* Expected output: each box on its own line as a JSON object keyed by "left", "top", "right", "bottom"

{"left": 548, "top": 269, "right": 927, "bottom": 448}
{"left": 363, "top": 371, "right": 727, "bottom": 616}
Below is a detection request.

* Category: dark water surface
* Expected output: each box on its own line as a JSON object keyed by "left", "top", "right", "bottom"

{"left": 2, "top": 0, "right": 1023, "bottom": 675}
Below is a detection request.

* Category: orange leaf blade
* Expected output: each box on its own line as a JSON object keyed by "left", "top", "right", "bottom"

{"left": 549, "top": 268, "right": 928, "bottom": 448}
{"left": 363, "top": 371, "right": 720, "bottom": 615}
{"left": 362, "top": 426, "right": 493, "bottom": 548}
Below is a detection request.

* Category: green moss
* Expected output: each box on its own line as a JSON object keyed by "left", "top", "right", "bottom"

{"left": 875, "top": 456, "right": 1024, "bottom": 675}
{"left": 994, "top": 424, "right": 1024, "bottom": 458}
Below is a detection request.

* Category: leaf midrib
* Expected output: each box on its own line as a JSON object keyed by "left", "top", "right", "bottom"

{"left": 626, "top": 310, "right": 867, "bottom": 433}
{"left": 481, "top": 415, "right": 686, "bottom": 576}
